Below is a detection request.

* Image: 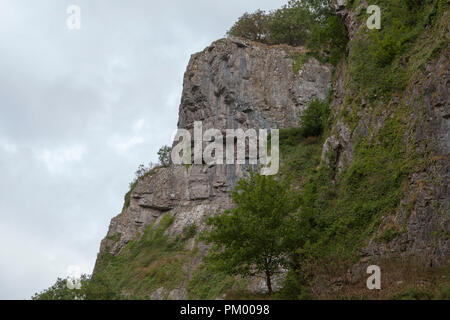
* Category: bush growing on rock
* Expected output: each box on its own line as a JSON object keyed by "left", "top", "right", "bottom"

{"left": 299, "top": 99, "right": 330, "bottom": 138}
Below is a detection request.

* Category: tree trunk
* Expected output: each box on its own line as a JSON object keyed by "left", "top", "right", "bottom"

{"left": 265, "top": 270, "right": 273, "bottom": 295}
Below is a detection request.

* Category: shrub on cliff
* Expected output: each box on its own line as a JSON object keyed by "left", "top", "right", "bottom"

{"left": 299, "top": 99, "right": 330, "bottom": 138}
{"left": 227, "top": 10, "right": 270, "bottom": 42}
{"left": 267, "top": 2, "right": 313, "bottom": 46}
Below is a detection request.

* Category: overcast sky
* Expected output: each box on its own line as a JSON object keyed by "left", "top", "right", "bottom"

{"left": 0, "top": 0, "right": 285, "bottom": 299}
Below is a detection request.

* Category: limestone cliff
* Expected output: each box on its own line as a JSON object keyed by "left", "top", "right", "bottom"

{"left": 94, "top": 37, "right": 331, "bottom": 299}
{"left": 93, "top": 1, "right": 449, "bottom": 299}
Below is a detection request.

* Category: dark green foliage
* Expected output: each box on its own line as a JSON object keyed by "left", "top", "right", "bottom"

{"left": 203, "top": 172, "right": 300, "bottom": 294}
{"left": 186, "top": 264, "right": 236, "bottom": 299}
{"left": 299, "top": 99, "right": 330, "bottom": 138}
{"left": 307, "top": 15, "right": 349, "bottom": 65}
{"left": 275, "top": 270, "right": 312, "bottom": 300}
{"left": 392, "top": 288, "right": 433, "bottom": 300}
{"left": 32, "top": 274, "right": 120, "bottom": 300}
{"left": 90, "top": 213, "right": 195, "bottom": 299}
{"left": 180, "top": 224, "right": 197, "bottom": 242}
{"left": 267, "top": 2, "right": 312, "bottom": 46}
{"left": 227, "top": 0, "right": 348, "bottom": 65}
{"left": 380, "top": 228, "right": 400, "bottom": 243}
{"left": 347, "top": 0, "right": 443, "bottom": 98}
{"left": 372, "top": 33, "right": 401, "bottom": 67}
{"left": 279, "top": 127, "right": 305, "bottom": 147}
{"left": 226, "top": 10, "right": 270, "bottom": 42}
{"left": 32, "top": 276, "right": 89, "bottom": 300}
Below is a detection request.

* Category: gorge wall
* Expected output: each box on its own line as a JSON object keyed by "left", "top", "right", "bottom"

{"left": 93, "top": 1, "right": 449, "bottom": 299}
{"left": 94, "top": 37, "right": 332, "bottom": 299}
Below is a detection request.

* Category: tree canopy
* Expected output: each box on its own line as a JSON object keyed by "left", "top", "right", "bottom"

{"left": 203, "top": 172, "right": 300, "bottom": 294}
{"left": 227, "top": 0, "right": 347, "bottom": 65}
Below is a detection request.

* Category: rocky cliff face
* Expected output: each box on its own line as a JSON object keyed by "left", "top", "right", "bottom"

{"left": 94, "top": 2, "right": 449, "bottom": 299}
{"left": 94, "top": 37, "right": 331, "bottom": 298}
{"left": 327, "top": 0, "right": 449, "bottom": 267}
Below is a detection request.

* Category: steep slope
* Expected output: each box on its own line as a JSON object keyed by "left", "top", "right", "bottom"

{"left": 328, "top": 0, "right": 449, "bottom": 265}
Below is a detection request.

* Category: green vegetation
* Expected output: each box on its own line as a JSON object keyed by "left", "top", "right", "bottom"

{"left": 292, "top": 52, "right": 309, "bottom": 74}
{"left": 32, "top": 276, "right": 90, "bottom": 300}
{"left": 348, "top": 0, "right": 449, "bottom": 100}
{"left": 391, "top": 288, "right": 434, "bottom": 300}
{"left": 379, "top": 228, "right": 401, "bottom": 243}
{"left": 299, "top": 99, "right": 330, "bottom": 138}
{"left": 91, "top": 213, "right": 196, "bottom": 299}
{"left": 202, "top": 172, "right": 300, "bottom": 294}
{"left": 227, "top": 0, "right": 348, "bottom": 65}
{"left": 186, "top": 265, "right": 237, "bottom": 300}
{"left": 123, "top": 164, "right": 158, "bottom": 210}
{"left": 227, "top": 10, "right": 270, "bottom": 42}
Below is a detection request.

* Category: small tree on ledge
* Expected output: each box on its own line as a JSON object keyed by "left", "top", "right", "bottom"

{"left": 202, "top": 172, "right": 299, "bottom": 295}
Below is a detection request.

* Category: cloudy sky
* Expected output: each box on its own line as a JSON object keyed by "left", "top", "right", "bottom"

{"left": 0, "top": 0, "right": 285, "bottom": 299}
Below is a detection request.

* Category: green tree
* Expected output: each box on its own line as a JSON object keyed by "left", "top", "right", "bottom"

{"left": 32, "top": 275, "right": 90, "bottom": 300}
{"left": 299, "top": 99, "right": 330, "bottom": 138}
{"left": 227, "top": 10, "right": 270, "bottom": 42}
{"left": 32, "top": 274, "right": 119, "bottom": 300}
{"left": 203, "top": 172, "right": 299, "bottom": 294}
{"left": 158, "top": 145, "right": 172, "bottom": 167}
{"left": 226, "top": 0, "right": 347, "bottom": 65}
{"left": 268, "top": 1, "right": 313, "bottom": 46}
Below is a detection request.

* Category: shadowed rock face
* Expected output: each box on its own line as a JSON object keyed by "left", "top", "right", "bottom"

{"left": 96, "top": 37, "right": 331, "bottom": 266}
{"left": 325, "top": 3, "right": 449, "bottom": 266}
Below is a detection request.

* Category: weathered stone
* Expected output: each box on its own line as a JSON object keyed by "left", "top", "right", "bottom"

{"left": 95, "top": 37, "right": 332, "bottom": 294}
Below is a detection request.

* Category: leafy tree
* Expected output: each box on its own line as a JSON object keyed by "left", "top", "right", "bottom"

{"left": 307, "top": 15, "right": 348, "bottom": 65}
{"left": 226, "top": 0, "right": 348, "bottom": 65}
{"left": 227, "top": 10, "right": 270, "bottom": 42}
{"left": 32, "top": 275, "right": 90, "bottom": 300}
{"left": 203, "top": 172, "right": 299, "bottom": 294}
{"left": 158, "top": 145, "right": 172, "bottom": 167}
{"left": 299, "top": 99, "right": 330, "bottom": 138}
{"left": 32, "top": 274, "right": 119, "bottom": 300}
{"left": 268, "top": 1, "right": 313, "bottom": 46}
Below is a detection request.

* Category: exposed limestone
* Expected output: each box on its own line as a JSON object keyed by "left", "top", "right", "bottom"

{"left": 94, "top": 3, "right": 449, "bottom": 298}
{"left": 95, "top": 37, "right": 332, "bottom": 298}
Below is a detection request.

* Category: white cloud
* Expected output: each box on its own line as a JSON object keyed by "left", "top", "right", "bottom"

{"left": 0, "top": 140, "right": 17, "bottom": 153}
{"left": 133, "top": 119, "right": 145, "bottom": 131}
{"left": 36, "top": 145, "right": 87, "bottom": 174}
{"left": 109, "top": 135, "right": 145, "bottom": 154}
